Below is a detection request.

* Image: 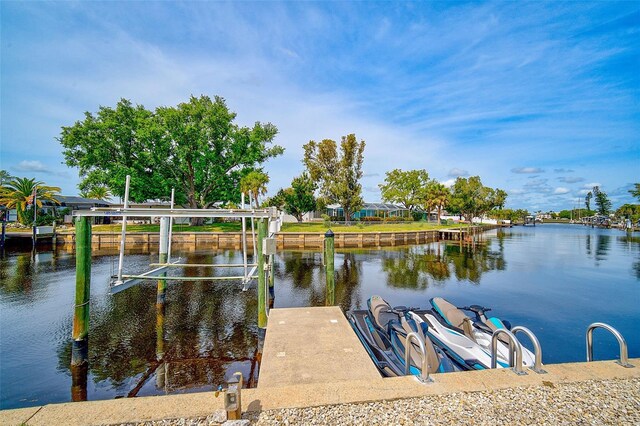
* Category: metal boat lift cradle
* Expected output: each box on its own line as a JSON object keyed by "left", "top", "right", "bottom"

{"left": 72, "top": 176, "right": 282, "bottom": 295}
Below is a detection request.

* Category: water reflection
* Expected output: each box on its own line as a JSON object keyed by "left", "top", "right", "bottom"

{"left": 54, "top": 252, "right": 260, "bottom": 400}
{"left": 381, "top": 241, "right": 505, "bottom": 287}
{"left": 2, "top": 225, "right": 638, "bottom": 409}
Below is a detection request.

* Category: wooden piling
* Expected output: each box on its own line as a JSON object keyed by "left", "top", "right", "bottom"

{"left": 258, "top": 219, "right": 267, "bottom": 328}
{"left": 324, "top": 229, "right": 335, "bottom": 306}
{"left": 71, "top": 217, "right": 91, "bottom": 366}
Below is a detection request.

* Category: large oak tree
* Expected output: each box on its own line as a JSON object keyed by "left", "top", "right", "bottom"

{"left": 60, "top": 96, "right": 283, "bottom": 224}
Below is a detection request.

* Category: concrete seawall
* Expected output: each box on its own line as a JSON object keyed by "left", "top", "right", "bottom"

{"left": 52, "top": 229, "right": 465, "bottom": 250}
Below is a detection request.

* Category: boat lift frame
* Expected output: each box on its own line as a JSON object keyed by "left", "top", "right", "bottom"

{"left": 72, "top": 183, "right": 281, "bottom": 295}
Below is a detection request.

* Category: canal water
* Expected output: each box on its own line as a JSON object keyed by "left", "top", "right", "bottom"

{"left": 1, "top": 224, "right": 638, "bottom": 409}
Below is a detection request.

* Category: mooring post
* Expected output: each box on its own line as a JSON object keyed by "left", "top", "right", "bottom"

{"left": 257, "top": 219, "right": 267, "bottom": 328}
{"left": 324, "top": 229, "right": 335, "bottom": 306}
{"left": 1, "top": 209, "right": 6, "bottom": 250}
{"left": 71, "top": 216, "right": 91, "bottom": 366}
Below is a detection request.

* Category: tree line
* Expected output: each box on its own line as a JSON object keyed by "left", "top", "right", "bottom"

{"left": 2, "top": 95, "right": 639, "bottom": 226}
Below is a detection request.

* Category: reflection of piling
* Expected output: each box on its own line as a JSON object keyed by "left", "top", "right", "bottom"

{"left": 324, "top": 229, "right": 335, "bottom": 306}
{"left": 257, "top": 219, "right": 267, "bottom": 328}
{"left": 70, "top": 362, "right": 88, "bottom": 402}
{"left": 72, "top": 217, "right": 91, "bottom": 366}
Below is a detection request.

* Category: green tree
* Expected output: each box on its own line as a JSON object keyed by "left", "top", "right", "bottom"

{"left": 0, "top": 177, "right": 61, "bottom": 224}
{"left": 240, "top": 170, "right": 270, "bottom": 207}
{"left": 303, "top": 134, "right": 365, "bottom": 223}
{"left": 585, "top": 191, "right": 592, "bottom": 213}
{"left": 60, "top": 96, "right": 283, "bottom": 225}
{"left": 615, "top": 204, "right": 640, "bottom": 222}
{"left": 269, "top": 173, "right": 317, "bottom": 222}
{"left": 80, "top": 185, "right": 111, "bottom": 201}
{"left": 592, "top": 186, "right": 612, "bottom": 216}
{"left": 379, "top": 169, "right": 429, "bottom": 211}
{"left": 629, "top": 183, "right": 640, "bottom": 202}
{"left": 448, "top": 176, "right": 506, "bottom": 223}
{"left": 60, "top": 99, "right": 165, "bottom": 202}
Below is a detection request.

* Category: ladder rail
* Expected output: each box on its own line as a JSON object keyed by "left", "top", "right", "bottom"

{"left": 586, "top": 322, "right": 634, "bottom": 368}
{"left": 404, "top": 332, "right": 433, "bottom": 384}
{"left": 510, "top": 326, "right": 546, "bottom": 374}
{"left": 491, "top": 329, "right": 527, "bottom": 375}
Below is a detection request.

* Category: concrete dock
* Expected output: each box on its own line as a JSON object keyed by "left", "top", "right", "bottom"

{"left": 258, "top": 307, "right": 381, "bottom": 388}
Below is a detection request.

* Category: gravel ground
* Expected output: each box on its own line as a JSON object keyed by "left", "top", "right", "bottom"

{"left": 113, "top": 377, "right": 640, "bottom": 426}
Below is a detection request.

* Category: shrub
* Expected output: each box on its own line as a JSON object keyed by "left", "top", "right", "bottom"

{"left": 361, "top": 216, "right": 383, "bottom": 222}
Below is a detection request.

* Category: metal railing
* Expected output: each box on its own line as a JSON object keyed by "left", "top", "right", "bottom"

{"left": 491, "top": 329, "right": 527, "bottom": 375}
{"left": 586, "top": 323, "right": 634, "bottom": 368}
{"left": 511, "top": 326, "right": 546, "bottom": 374}
{"left": 404, "top": 332, "right": 433, "bottom": 383}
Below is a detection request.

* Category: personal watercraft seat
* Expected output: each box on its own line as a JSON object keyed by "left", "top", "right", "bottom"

{"left": 430, "top": 297, "right": 476, "bottom": 341}
{"left": 369, "top": 296, "right": 441, "bottom": 374}
{"left": 431, "top": 297, "right": 512, "bottom": 344}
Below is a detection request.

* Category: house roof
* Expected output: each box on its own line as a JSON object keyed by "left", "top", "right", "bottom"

{"left": 54, "top": 195, "right": 112, "bottom": 207}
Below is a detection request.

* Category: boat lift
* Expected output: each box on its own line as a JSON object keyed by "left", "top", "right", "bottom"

{"left": 72, "top": 176, "right": 282, "bottom": 295}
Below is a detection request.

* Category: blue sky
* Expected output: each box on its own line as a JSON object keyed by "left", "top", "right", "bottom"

{"left": 1, "top": 1, "right": 638, "bottom": 211}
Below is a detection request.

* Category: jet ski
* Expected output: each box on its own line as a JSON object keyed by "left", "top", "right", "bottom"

{"left": 348, "top": 296, "right": 459, "bottom": 378}
{"left": 407, "top": 297, "right": 537, "bottom": 370}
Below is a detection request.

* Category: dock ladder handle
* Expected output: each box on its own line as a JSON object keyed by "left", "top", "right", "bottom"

{"left": 404, "top": 332, "right": 433, "bottom": 384}
{"left": 586, "top": 323, "right": 634, "bottom": 368}
{"left": 510, "top": 326, "right": 547, "bottom": 374}
{"left": 490, "top": 329, "right": 527, "bottom": 375}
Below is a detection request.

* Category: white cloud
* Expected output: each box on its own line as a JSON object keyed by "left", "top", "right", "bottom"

{"left": 441, "top": 178, "right": 456, "bottom": 188}
{"left": 554, "top": 187, "right": 570, "bottom": 194}
{"left": 448, "top": 168, "right": 469, "bottom": 177}
{"left": 509, "top": 188, "right": 526, "bottom": 194}
{"left": 558, "top": 176, "right": 584, "bottom": 183}
{"left": 511, "top": 167, "right": 545, "bottom": 174}
{"left": 583, "top": 182, "right": 601, "bottom": 189}
{"left": 16, "top": 160, "right": 49, "bottom": 172}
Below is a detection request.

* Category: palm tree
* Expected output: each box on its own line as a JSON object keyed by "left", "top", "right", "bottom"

{"left": 87, "top": 185, "right": 111, "bottom": 201}
{"left": 0, "top": 170, "right": 13, "bottom": 185}
{"left": 430, "top": 182, "right": 450, "bottom": 224}
{"left": 240, "top": 171, "right": 270, "bottom": 207}
{"left": 0, "top": 177, "right": 61, "bottom": 224}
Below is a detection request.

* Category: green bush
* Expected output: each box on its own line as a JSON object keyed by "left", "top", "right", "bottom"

{"left": 361, "top": 216, "right": 383, "bottom": 222}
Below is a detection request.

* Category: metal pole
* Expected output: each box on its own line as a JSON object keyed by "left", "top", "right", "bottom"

{"left": 167, "top": 188, "right": 175, "bottom": 263}
{"left": 249, "top": 191, "right": 257, "bottom": 258}
{"left": 257, "top": 219, "right": 267, "bottom": 328}
{"left": 71, "top": 216, "right": 91, "bottom": 366}
{"left": 116, "top": 175, "right": 131, "bottom": 285}
{"left": 324, "top": 229, "right": 335, "bottom": 306}
{"left": 241, "top": 193, "right": 248, "bottom": 283}
{"left": 32, "top": 186, "right": 37, "bottom": 247}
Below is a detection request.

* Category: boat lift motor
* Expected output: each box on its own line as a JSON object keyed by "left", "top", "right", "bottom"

{"left": 215, "top": 372, "right": 244, "bottom": 420}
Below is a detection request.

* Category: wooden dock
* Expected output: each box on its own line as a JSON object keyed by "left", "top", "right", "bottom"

{"left": 258, "top": 307, "right": 382, "bottom": 388}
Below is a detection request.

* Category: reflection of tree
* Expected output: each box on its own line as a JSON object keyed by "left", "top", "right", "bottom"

{"left": 276, "top": 253, "right": 315, "bottom": 289}
{"left": 380, "top": 240, "right": 505, "bottom": 288}
{"left": 335, "top": 253, "right": 361, "bottom": 312}
{"left": 594, "top": 234, "right": 611, "bottom": 263}
{"left": 381, "top": 246, "right": 449, "bottom": 289}
{"left": 619, "top": 235, "right": 640, "bottom": 280}
{"left": 0, "top": 253, "right": 34, "bottom": 295}
{"left": 443, "top": 241, "right": 505, "bottom": 285}
{"left": 57, "top": 250, "right": 260, "bottom": 396}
